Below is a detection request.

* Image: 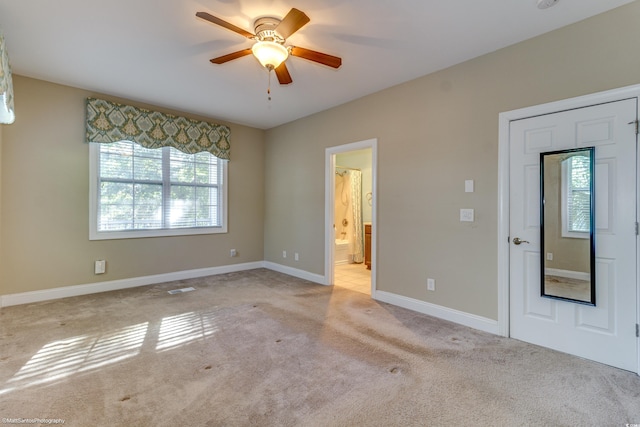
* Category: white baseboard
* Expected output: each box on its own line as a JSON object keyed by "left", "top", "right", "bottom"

{"left": 2, "top": 261, "right": 498, "bottom": 338}
{"left": 0, "top": 262, "right": 264, "bottom": 307}
{"left": 545, "top": 268, "right": 590, "bottom": 281}
{"left": 262, "top": 262, "right": 326, "bottom": 285}
{"left": 374, "top": 290, "right": 500, "bottom": 335}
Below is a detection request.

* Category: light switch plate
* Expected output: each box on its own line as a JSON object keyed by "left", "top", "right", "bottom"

{"left": 465, "top": 180, "right": 474, "bottom": 193}
{"left": 460, "top": 209, "right": 474, "bottom": 222}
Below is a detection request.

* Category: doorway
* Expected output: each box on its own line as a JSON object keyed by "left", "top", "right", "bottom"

{"left": 498, "top": 86, "right": 640, "bottom": 373}
{"left": 325, "top": 139, "right": 377, "bottom": 296}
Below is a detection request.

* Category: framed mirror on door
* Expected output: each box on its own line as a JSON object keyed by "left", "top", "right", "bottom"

{"left": 540, "top": 147, "right": 595, "bottom": 305}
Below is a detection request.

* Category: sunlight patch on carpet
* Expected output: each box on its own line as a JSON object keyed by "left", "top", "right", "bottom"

{"left": 0, "top": 322, "right": 148, "bottom": 395}
{"left": 156, "top": 311, "right": 218, "bottom": 352}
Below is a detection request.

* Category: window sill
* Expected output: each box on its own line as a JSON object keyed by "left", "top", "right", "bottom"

{"left": 89, "top": 226, "right": 227, "bottom": 241}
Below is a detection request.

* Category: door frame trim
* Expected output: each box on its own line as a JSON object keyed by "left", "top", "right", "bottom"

{"left": 324, "top": 138, "right": 377, "bottom": 296}
{"left": 497, "top": 84, "right": 640, "bottom": 373}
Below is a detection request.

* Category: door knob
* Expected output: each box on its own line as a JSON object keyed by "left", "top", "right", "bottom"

{"left": 513, "top": 237, "right": 529, "bottom": 245}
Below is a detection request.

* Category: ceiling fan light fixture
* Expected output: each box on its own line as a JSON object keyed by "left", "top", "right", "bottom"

{"left": 252, "top": 41, "right": 289, "bottom": 70}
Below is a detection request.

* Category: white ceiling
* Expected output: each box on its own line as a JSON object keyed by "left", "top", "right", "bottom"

{"left": 0, "top": 0, "right": 634, "bottom": 129}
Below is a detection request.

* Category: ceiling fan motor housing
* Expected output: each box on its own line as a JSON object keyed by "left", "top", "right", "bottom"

{"left": 254, "top": 17, "right": 285, "bottom": 44}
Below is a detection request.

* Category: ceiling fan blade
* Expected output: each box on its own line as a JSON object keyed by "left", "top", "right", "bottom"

{"left": 290, "top": 46, "right": 342, "bottom": 69}
{"left": 210, "top": 49, "right": 253, "bottom": 64}
{"left": 196, "top": 12, "right": 255, "bottom": 39}
{"left": 275, "top": 8, "right": 310, "bottom": 39}
{"left": 275, "top": 63, "right": 293, "bottom": 85}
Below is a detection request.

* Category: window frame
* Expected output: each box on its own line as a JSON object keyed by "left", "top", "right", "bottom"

{"left": 89, "top": 142, "right": 228, "bottom": 240}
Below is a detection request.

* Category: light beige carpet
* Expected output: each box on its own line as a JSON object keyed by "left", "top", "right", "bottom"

{"left": 1, "top": 269, "right": 639, "bottom": 426}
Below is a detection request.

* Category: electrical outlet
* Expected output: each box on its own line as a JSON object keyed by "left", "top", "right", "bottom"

{"left": 230, "top": 249, "right": 237, "bottom": 257}
{"left": 546, "top": 252, "right": 553, "bottom": 261}
{"left": 294, "top": 253, "right": 299, "bottom": 261}
{"left": 427, "top": 278, "right": 435, "bottom": 291}
{"left": 283, "top": 250, "right": 287, "bottom": 258}
{"left": 460, "top": 208, "right": 474, "bottom": 222}
{"left": 95, "top": 260, "right": 106, "bottom": 275}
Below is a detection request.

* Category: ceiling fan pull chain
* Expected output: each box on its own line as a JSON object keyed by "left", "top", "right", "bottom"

{"left": 267, "top": 69, "right": 272, "bottom": 101}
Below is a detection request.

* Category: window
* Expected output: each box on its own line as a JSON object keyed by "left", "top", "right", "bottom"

{"left": 561, "top": 154, "right": 590, "bottom": 238}
{"left": 90, "top": 141, "right": 227, "bottom": 240}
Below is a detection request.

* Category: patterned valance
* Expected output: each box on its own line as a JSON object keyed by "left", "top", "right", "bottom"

{"left": 0, "top": 32, "right": 15, "bottom": 125}
{"left": 86, "top": 97, "right": 230, "bottom": 159}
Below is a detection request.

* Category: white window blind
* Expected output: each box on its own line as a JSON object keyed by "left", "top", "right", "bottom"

{"left": 561, "top": 155, "right": 590, "bottom": 238}
{"left": 90, "top": 141, "right": 227, "bottom": 240}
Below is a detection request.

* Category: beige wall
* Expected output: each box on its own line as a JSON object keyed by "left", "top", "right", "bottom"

{"left": 3, "top": 3, "right": 639, "bottom": 320}
{"left": 0, "top": 76, "right": 265, "bottom": 295}
{"left": 264, "top": 2, "right": 640, "bottom": 320}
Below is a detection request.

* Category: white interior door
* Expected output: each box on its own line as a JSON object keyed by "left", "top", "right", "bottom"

{"left": 509, "top": 99, "right": 638, "bottom": 371}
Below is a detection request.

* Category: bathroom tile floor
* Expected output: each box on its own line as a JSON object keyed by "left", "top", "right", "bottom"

{"left": 334, "top": 263, "right": 371, "bottom": 295}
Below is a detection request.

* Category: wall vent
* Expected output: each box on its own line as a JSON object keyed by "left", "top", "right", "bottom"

{"left": 537, "top": 0, "right": 559, "bottom": 9}
{"left": 167, "top": 287, "right": 196, "bottom": 295}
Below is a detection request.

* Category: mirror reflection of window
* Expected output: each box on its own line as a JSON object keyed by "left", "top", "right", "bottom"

{"left": 562, "top": 154, "right": 591, "bottom": 238}
{"left": 540, "top": 147, "right": 595, "bottom": 306}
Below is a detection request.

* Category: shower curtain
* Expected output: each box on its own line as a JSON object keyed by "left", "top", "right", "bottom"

{"left": 335, "top": 168, "right": 364, "bottom": 263}
{"left": 349, "top": 170, "right": 364, "bottom": 263}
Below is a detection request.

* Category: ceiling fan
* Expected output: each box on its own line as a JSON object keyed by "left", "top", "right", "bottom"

{"left": 196, "top": 8, "right": 342, "bottom": 85}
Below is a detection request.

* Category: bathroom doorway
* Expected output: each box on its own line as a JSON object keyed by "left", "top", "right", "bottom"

{"left": 325, "top": 139, "right": 377, "bottom": 296}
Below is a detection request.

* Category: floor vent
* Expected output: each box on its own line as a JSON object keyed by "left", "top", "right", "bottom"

{"left": 167, "top": 287, "right": 196, "bottom": 295}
